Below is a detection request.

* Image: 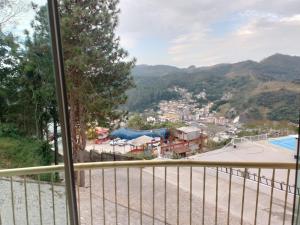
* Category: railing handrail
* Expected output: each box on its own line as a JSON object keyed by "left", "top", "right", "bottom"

{"left": 0, "top": 160, "right": 296, "bottom": 177}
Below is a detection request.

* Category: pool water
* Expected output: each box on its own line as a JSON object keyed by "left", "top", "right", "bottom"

{"left": 269, "top": 136, "right": 298, "bottom": 151}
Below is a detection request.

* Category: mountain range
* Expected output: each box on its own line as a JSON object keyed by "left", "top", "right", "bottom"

{"left": 125, "top": 54, "right": 300, "bottom": 123}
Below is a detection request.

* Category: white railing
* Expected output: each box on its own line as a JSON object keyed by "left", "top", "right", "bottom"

{"left": 0, "top": 160, "right": 297, "bottom": 225}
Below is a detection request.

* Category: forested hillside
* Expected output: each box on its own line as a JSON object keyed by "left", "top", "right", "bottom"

{"left": 125, "top": 54, "right": 300, "bottom": 123}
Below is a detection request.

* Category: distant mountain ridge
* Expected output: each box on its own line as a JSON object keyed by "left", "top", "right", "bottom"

{"left": 126, "top": 54, "right": 300, "bottom": 123}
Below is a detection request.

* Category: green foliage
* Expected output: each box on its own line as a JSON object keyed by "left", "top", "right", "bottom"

{"left": 210, "top": 100, "right": 228, "bottom": 112}
{"left": 127, "top": 114, "right": 185, "bottom": 130}
{"left": 125, "top": 77, "right": 180, "bottom": 112}
{"left": 125, "top": 152, "right": 154, "bottom": 160}
{"left": 237, "top": 130, "right": 259, "bottom": 137}
{"left": 250, "top": 90, "right": 299, "bottom": 122}
{"left": 0, "top": 6, "right": 58, "bottom": 138}
{"left": 151, "top": 121, "right": 185, "bottom": 129}
{"left": 207, "top": 139, "right": 231, "bottom": 150}
{"left": 60, "top": 0, "right": 135, "bottom": 126}
{"left": 0, "top": 123, "right": 22, "bottom": 137}
{"left": 0, "top": 136, "right": 53, "bottom": 169}
{"left": 127, "top": 114, "right": 148, "bottom": 130}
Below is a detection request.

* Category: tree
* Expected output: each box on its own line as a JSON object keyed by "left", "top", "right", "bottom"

{"left": 0, "top": 30, "right": 20, "bottom": 123}
{"left": 59, "top": 0, "right": 135, "bottom": 165}
{"left": 22, "top": 5, "right": 60, "bottom": 161}
{"left": 0, "top": 0, "right": 29, "bottom": 28}
{"left": 127, "top": 114, "right": 149, "bottom": 130}
{"left": 0, "top": 4, "right": 60, "bottom": 164}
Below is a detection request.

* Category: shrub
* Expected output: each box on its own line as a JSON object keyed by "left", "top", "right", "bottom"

{"left": 0, "top": 123, "right": 22, "bottom": 138}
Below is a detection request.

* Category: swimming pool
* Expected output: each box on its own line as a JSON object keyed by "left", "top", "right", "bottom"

{"left": 269, "top": 136, "right": 298, "bottom": 151}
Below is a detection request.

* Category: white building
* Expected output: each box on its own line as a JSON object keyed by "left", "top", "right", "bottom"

{"left": 175, "top": 126, "right": 201, "bottom": 141}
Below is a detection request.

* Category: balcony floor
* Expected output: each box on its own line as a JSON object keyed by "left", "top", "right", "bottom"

{"left": 76, "top": 166, "right": 293, "bottom": 225}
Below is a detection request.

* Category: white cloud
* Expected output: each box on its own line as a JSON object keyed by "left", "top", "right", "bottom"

{"left": 167, "top": 12, "right": 300, "bottom": 66}
{"left": 117, "top": 0, "right": 300, "bottom": 66}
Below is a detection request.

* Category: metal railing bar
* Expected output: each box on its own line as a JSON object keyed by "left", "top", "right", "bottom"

{"left": 140, "top": 167, "right": 143, "bottom": 225}
{"left": 24, "top": 177, "right": 29, "bottom": 225}
{"left": 10, "top": 177, "right": 16, "bottom": 225}
{"left": 254, "top": 168, "right": 261, "bottom": 225}
{"left": 0, "top": 176, "right": 65, "bottom": 186}
{"left": 38, "top": 175, "right": 43, "bottom": 225}
{"left": 177, "top": 166, "right": 179, "bottom": 225}
{"left": 74, "top": 161, "right": 296, "bottom": 170}
{"left": 227, "top": 168, "right": 232, "bottom": 225}
{"left": 189, "top": 166, "right": 192, "bottom": 225}
{"left": 152, "top": 167, "right": 155, "bottom": 225}
{"left": 282, "top": 169, "right": 290, "bottom": 225}
{"left": 114, "top": 168, "right": 118, "bottom": 225}
{"left": 65, "top": 187, "right": 69, "bottom": 225}
{"left": 215, "top": 167, "right": 218, "bottom": 225}
{"left": 240, "top": 168, "right": 246, "bottom": 225}
{"left": 296, "top": 195, "right": 300, "bottom": 225}
{"left": 0, "top": 161, "right": 295, "bottom": 177}
{"left": 102, "top": 169, "right": 106, "bottom": 225}
{"left": 202, "top": 167, "right": 206, "bottom": 225}
{"left": 164, "top": 166, "right": 167, "bottom": 225}
{"left": 77, "top": 171, "right": 81, "bottom": 225}
{"left": 89, "top": 169, "right": 93, "bottom": 225}
{"left": 127, "top": 168, "right": 130, "bottom": 225}
{"left": 268, "top": 169, "right": 275, "bottom": 225}
{"left": 216, "top": 166, "right": 298, "bottom": 195}
{"left": 51, "top": 173, "right": 56, "bottom": 225}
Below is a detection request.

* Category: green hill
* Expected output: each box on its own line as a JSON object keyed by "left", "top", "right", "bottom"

{"left": 125, "top": 54, "right": 300, "bottom": 123}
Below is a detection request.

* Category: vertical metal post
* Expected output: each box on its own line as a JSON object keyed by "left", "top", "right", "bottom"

{"left": 292, "top": 112, "right": 300, "bottom": 225}
{"left": 164, "top": 166, "right": 167, "bottom": 225}
{"left": 189, "top": 166, "right": 192, "bottom": 225}
{"left": 152, "top": 167, "right": 155, "bottom": 225}
{"left": 47, "top": 1, "right": 78, "bottom": 224}
{"left": 283, "top": 169, "right": 290, "bottom": 225}
{"left": 240, "top": 168, "right": 247, "bottom": 225}
{"left": 202, "top": 167, "right": 206, "bottom": 225}
{"left": 115, "top": 168, "right": 118, "bottom": 225}
{"left": 215, "top": 167, "right": 218, "bottom": 225}
{"left": 140, "top": 168, "right": 143, "bottom": 225}
{"left": 254, "top": 169, "right": 261, "bottom": 225}
{"left": 227, "top": 168, "right": 232, "bottom": 225}
{"left": 268, "top": 169, "right": 275, "bottom": 225}
{"left": 177, "top": 166, "right": 179, "bottom": 225}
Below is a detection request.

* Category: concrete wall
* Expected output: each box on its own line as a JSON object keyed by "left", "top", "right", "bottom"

{"left": 175, "top": 130, "right": 200, "bottom": 141}
{"left": 80, "top": 150, "right": 138, "bottom": 162}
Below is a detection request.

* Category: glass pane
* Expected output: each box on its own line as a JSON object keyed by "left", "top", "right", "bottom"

{"left": 55, "top": 0, "right": 299, "bottom": 224}
{"left": 0, "top": 1, "right": 68, "bottom": 224}
{"left": 1, "top": 0, "right": 62, "bottom": 168}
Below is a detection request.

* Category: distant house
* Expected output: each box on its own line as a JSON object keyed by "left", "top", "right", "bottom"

{"left": 161, "top": 126, "right": 206, "bottom": 157}
{"left": 175, "top": 126, "right": 201, "bottom": 141}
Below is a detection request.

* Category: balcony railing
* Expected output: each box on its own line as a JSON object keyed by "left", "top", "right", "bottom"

{"left": 0, "top": 160, "right": 297, "bottom": 225}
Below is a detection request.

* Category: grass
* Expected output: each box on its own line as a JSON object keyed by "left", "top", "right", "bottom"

{"left": 0, "top": 136, "right": 53, "bottom": 169}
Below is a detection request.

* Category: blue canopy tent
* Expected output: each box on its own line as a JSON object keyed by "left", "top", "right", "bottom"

{"left": 111, "top": 128, "right": 169, "bottom": 140}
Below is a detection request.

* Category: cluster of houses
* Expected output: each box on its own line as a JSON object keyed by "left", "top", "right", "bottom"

{"left": 94, "top": 126, "right": 207, "bottom": 158}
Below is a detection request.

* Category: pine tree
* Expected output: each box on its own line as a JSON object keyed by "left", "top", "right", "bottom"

{"left": 59, "top": 0, "right": 135, "bottom": 164}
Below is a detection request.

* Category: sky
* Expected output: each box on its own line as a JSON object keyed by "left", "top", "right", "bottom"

{"left": 117, "top": 0, "right": 300, "bottom": 67}
{"left": 3, "top": 0, "right": 300, "bottom": 67}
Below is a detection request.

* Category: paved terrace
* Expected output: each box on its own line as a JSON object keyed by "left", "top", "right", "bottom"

{"left": 0, "top": 178, "right": 68, "bottom": 225}
{"left": 191, "top": 140, "right": 297, "bottom": 186}
{"left": 77, "top": 166, "right": 294, "bottom": 225}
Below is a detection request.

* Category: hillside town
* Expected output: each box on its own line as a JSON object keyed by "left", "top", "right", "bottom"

{"left": 144, "top": 86, "right": 237, "bottom": 142}
{"left": 80, "top": 85, "right": 296, "bottom": 160}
